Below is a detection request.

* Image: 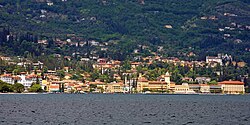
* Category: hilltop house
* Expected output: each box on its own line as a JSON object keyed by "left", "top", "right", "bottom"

{"left": 195, "top": 77, "right": 211, "bottom": 84}
{"left": 206, "top": 55, "right": 222, "bottom": 66}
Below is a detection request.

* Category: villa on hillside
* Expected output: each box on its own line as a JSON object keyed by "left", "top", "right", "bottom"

{"left": 206, "top": 56, "right": 222, "bottom": 66}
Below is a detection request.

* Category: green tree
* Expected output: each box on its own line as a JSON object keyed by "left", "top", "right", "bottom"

{"left": 57, "top": 70, "right": 65, "bottom": 80}
{"left": 121, "top": 60, "right": 131, "bottom": 71}
{"left": 90, "top": 69, "right": 99, "bottom": 82}
{"left": 208, "top": 80, "right": 218, "bottom": 85}
{"left": 29, "top": 84, "right": 43, "bottom": 92}
{"left": 0, "top": 81, "right": 13, "bottom": 93}
{"left": 12, "top": 83, "right": 25, "bottom": 93}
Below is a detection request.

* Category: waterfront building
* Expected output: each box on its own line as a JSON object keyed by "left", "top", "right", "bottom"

{"left": 88, "top": 80, "right": 106, "bottom": 93}
{"left": 189, "top": 84, "right": 200, "bottom": 93}
{"left": 49, "top": 83, "right": 60, "bottom": 92}
{"left": 136, "top": 72, "right": 171, "bottom": 93}
{"left": 219, "top": 81, "right": 245, "bottom": 94}
{"left": 42, "top": 80, "right": 49, "bottom": 91}
{"left": 0, "top": 73, "right": 42, "bottom": 90}
{"left": 200, "top": 84, "right": 210, "bottom": 93}
{"left": 19, "top": 73, "right": 42, "bottom": 89}
{"left": 174, "top": 83, "right": 195, "bottom": 94}
{"left": 106, "top": 82, "right": 124, "bottom": 93}
{"left": 188, "top": 84, "right": 210, "bottom": 93}
{"left": 0, "top": 74, "right": 19, "bottom": 84}
{"left": 48, "top": 81, "right": 64, "bottom": 92}
{"left": 148, "top": 81, "right": 168, "bottom": 92}
{"left": 210, "top": 85, "right": 223, "bottom": 93}
{"left": 137, "top": 74, "right": 149, "bottom": 92}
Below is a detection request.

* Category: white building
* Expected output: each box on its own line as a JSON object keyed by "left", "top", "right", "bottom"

{"left": 174, "top": 83, "right": 196, "bottom": 94}
{"left": 0, "top": 73, "right": 42, "bottom": 89}
{"left": 219, "top": 81, "right": 245, "bottom": 94}
{"left": 200, "top": 84, "right": 210, "bottom": 93}
{"left": 18, "top": 73, "right": 42, "bottom": 89}
{"left": 206, "top": 55, "right": 222, "bottom": 65}
{"left": 195, "top": 77, "right": 211, "bottom": 84}
{"left": 0, "top": 74, "right": 20, "bottom": 84}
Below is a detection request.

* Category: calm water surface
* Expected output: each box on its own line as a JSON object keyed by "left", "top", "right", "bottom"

{"left": 0, "top": 94, "right": 250, "bottom": 125}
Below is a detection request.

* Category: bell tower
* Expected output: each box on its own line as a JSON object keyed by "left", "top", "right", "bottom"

{"left": 164, "top": 72, "right": 171, "bottom": 89}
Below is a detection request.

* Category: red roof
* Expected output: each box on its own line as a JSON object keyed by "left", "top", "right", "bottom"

{"left": 12, "top": 76, "right": 21, "bottom": 80}
{"left": 50, "top": 84, "right": 60, "bottom": 89}
{"left": 131, "top": 62, "right": 140, "bottom": 65}
{"left": 1, "top": 74, "right": 12, "bottom": 77}
{"left": 219, "top": 81, "right": 244, "bottom": 85}
{"left": 149, "top": 81, "right": 166, "bottom": 84}
{"left": 25, "top": 74, "right": 42, "bottom": 79}
{"left": 89, "top": 82, "right": 105, "bottom": 85}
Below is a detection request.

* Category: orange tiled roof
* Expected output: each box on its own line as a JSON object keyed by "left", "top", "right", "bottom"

{"left": 1, "top": 74, "right": 12, "bottom": 77}
{"left": 219, "top": 81, "right": 244, "bottom": 85}
{"left": 149, "top": 81, "right": 166, "bottom": 84}
{"left": 12, "top": 76, "right": 21, "bottom": 80}
{"left": 25, "top": 74, "right": 41, "bottom": 79}
{"left": 89, "top": 81, "right": 105, "bottom": 85}
{"left": 131, "top": 62, "right": 140, "bottom": 65}
{"left": 50, "top": 84, "right": 60, "bottom": 89}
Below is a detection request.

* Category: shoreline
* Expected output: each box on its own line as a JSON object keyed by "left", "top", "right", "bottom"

{"left": 0, "top": 92, "right": 249, "bottom": 95}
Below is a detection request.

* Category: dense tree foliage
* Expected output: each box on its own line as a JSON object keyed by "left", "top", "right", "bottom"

{"left": 12, "top": 83, "right": 25, "bottom": 93}
{"left": 0, "top": 0, "right": 249, "bottom": 63}
{"left": 0, "top": 80, "right": 13, "bottom": 92}
{"left": 0, "top": 80, "right": 24, "bottom": 93}
{"left": 29, "top": 83, "right": 43, "bottom": 92}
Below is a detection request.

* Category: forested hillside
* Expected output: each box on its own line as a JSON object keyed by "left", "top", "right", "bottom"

{"left": 0, "top": 0, "right": 250, "bottom": 62}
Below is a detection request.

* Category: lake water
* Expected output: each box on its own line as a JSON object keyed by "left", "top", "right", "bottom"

{"left": 0, "top": 94, "right": 250, "bottom": 125}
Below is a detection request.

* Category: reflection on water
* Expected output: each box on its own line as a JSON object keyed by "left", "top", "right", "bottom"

{"left": 0, "top": 94, "right": 250, "bottom": 125}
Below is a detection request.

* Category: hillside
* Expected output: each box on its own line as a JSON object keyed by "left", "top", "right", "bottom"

{"left": 0, "top": 0, "right": 250, "bottom": 62}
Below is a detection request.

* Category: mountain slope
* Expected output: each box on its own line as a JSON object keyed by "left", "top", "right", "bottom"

{"left": 0, "top": 0, "right": 249, "bottom": 62}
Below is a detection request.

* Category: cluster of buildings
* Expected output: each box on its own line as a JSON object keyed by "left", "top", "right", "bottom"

{"left": 0, "top": 71, "right": 245, "bottom": 94}
{"left": 0, "top": 52, "right": 248, "bottom": 94}
{"left": 136, "top": 72, "right": 245, "bottom": 94}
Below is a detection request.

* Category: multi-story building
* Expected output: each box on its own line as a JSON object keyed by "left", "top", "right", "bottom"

{"left": 206, "top": 54, "right": 223, "bottom": 66}
{"left": 19, "top": 73, "right": 42, "bottom": 89}
{"left": 137, "top": 72, "right": 171, "bottom": 92}
{"left": 106, "top": 82, "right": 124, "bottom": 93}
{"left": 0, "top": 74, "right": 21, "bottom": 84}
{"left": 219, "top": 81, "right": 245, "bottom": 94}
{"left": 0, "top": 73, "right": 42, "bottom": 90}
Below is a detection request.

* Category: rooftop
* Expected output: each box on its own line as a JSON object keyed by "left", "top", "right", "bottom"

{"left": 219, "top": 81, "right": 244, "bottom": 85}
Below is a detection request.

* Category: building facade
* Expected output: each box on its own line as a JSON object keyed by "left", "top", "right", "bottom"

{"left": 219, "top": 81, "right": 245, "bottom": 94}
